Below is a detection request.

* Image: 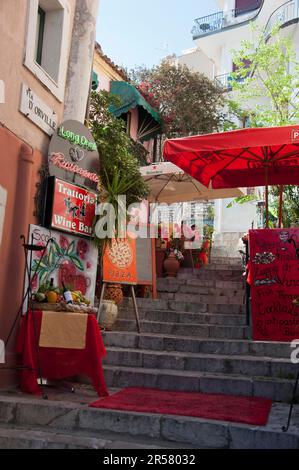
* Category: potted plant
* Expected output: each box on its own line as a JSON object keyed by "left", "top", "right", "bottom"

{"left": 163, "top": 236, "right": 185, "bottom": 277}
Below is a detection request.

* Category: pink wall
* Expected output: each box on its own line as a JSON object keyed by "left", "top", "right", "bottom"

{"left": 129, "top": 108, "right": 139, "bottom": 141}
{"left": 0, "top": 126, "right": 43, "bottom": 389}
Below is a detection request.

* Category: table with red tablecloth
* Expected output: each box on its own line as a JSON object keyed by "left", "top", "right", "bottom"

{"left": 16, "top": 310, "right": 109, "bottom": 397}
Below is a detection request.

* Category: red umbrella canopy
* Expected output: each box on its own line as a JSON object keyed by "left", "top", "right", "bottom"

{"left": 163, "top": 126, "right": 299, "bottom": 189}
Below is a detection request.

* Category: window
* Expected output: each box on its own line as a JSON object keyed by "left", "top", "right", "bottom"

{"left": 25, "top": 0, "right": 70, "bottom": 101}
{"left": 35, "top": 7, "right": 45, "bottom": 66}
{"left": 235, "top": 0, "right": 262, "bottom": 16}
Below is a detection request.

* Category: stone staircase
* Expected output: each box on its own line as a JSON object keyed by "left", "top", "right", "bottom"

{"left": 96, "top": 258, "right": 299, "bottom": 448}
{"left": 102, "top": 260, "right": 298, "bottom": 403}
{"left": 0, "top": 257, "right": 298, "bottom": 448}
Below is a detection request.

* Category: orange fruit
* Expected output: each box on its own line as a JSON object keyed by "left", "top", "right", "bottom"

{"left": 46, "top": 291, "right": 58, "bottom": 303}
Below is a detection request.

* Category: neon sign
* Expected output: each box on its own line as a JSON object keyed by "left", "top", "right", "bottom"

{"left": 58, "top": 126, "right": 97, "bottom": 151}
{"left": 50, "top": 153, "right": 99, "bottom": 183}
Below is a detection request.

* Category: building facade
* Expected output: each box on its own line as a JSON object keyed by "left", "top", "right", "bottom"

{"left": 173, "top": 0, "right": 299, "bottom": 254}
{"left": 92, "top": 44, "right": 161, "bottom": 161}
{"left": 0, "top": 0, "right": 99, "bottom": 388}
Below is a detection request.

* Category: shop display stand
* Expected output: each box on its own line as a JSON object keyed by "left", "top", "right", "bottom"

{"left": 0, "top": 234, "right": 53, "bottom": 400}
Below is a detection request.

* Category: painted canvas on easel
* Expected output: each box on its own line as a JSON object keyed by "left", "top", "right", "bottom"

{"left": 23, "top": 224, "right": 98, "bottom": 312}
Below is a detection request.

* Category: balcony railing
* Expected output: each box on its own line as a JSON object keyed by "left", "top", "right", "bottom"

{"left": 192, "top": 2, "right": 263, "bottom": 39}
{"left": 214, "top": 73, "right": 247, "bottom": 92}
{"left": 265, "top": 0, "right": 299, "bottom": 38}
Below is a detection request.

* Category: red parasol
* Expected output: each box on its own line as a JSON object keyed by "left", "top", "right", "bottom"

{"left": 164, "top": 126, "right": 299, "bottom": 227}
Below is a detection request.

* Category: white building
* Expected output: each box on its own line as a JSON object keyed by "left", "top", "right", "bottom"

{"left": 174, "top": 0, "right": 299, "bottom": 255}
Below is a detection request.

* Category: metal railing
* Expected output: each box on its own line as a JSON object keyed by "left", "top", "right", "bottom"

{"left": 265, "top": 0, "right": 299, "bottom": 37}
{"left": 191, "top": 11, "right": 224, "bottom": 39}
{"left": 192, "top": 2, "right": 263, "bottom": 39}
{"left": 214, "top": 73, "right": 247, "bottom": 91}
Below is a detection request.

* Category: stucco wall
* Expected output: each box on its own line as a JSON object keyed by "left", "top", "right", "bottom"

{"left": 0, "top": 0, "right": 75, "bottom": 153}
{"left": 0, "top": 126, "right": 43, "bottom": 388}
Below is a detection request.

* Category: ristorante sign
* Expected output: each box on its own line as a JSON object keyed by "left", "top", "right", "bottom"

{"left": 45, "top": 177, "right": 97, "bottom": 237}
{"left": 48, "top": 120, "right": 100, "bottom": 190}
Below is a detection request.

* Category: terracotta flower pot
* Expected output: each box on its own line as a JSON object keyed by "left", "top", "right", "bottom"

{"left": 104, "top": 283, "right": 123, "bottom": 305}
{"left": 163, "top": 252, "right": 180, "bottom": 277}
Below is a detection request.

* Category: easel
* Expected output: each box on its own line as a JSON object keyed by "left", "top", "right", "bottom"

{"left": 97, "top": 282, "right": 141, "bottom": 333}
{"left": 0, "top": 233, "right": 51, "bottom": 399}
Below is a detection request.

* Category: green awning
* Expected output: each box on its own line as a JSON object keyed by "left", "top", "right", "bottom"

{"left": 110, "top": 81, "right": 162, "bottom": 126}
{"left": 109, "top": 81, "right": 162, "bottom": 142}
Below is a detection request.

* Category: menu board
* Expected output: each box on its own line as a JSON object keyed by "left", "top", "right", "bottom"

{"left": 103, "top": 238, "right": 137, "bottom": 285}
{"left": 249, "top": 228, "right": 299, "bottom": 341}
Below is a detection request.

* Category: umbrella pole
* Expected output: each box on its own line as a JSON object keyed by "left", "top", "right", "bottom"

{"left": 265, "top": 165, "right": 269, "bottom": 228}
{"left": 265, "top": 184, "right": 269, "bottom": 228}
{"left": 278, "top": 185, "right": 284, "bottom": 228}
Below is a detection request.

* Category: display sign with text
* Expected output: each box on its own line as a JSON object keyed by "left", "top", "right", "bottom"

{"left": 249, "top": 228, "right": 299, "bottom": 342}
{"left": 45, "top": 177, "right": 96, "bottom": 237}
{"left": 48, "top": 120, "right": 100, "bottom": 190}
{"left": 103, "top": 238, "right": 137, "bottom": 285}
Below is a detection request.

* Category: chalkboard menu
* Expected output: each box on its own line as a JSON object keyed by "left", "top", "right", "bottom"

{"left": 249, "top": 228, "right": 299, "bottom": 341}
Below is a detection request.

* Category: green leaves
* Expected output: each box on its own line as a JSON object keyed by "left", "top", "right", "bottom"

{"left": 229, "top": 22, "right": 299, "bottom": 127}
{"left": 130, "top": 62, "right": 225, "bottom": 138}
{"left": 30, "top": 237, "right": 85, "bottom": 288}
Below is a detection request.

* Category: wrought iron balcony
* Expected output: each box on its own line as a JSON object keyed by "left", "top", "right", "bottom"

{"left": 214, "top": 73, "right": 247, "bottom": 92}
{"left": 265, "top": 0, "right": 299, "bottom": 38}
{"left": 192, "top": 2, "right": 263, "bottom": 39}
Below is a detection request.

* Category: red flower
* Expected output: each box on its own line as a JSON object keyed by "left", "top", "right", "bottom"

{"left": 77, "top": 239, "right": 89, "bottom": 260}
{"left": 60, "top": 235, "right": 69, "bottom": 251}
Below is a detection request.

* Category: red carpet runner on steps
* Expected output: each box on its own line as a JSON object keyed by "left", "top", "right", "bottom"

{"left": 90, "top": 388, "right": 272, "bottom": 426}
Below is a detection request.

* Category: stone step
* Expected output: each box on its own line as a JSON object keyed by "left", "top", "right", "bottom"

{"left": 103, "top": 365, "right": 298, "bottom": 402}
{"left": 102, "top": 332, "right": 292, "bottom": 359}
{"left": 0, "top": 423, "right": 193, "bottom": 449}
{"left": 114, "top": 319, "right": 249, "bottom": 339}
{"left": 158, "top": 292, "right": 244, "bottom": 305}
{"left": 0, "top": 394, "right": 298, "bottom": 449}
{"left": 118, "top": 309, "right": 246, "bottom": 326}
{"left": 157, "top": 277, "right": 244, "bottom": 292}
{"left": 122, "top": 298, "right": 245, "bottom": 315}
{"left": 209, "top": 256, "right": 243, "bottom": 266}
{"left": 180, "top": 266, "right": 243, "bottom": 273}
{"left": 157, "top": 282, "right": 245, "bottom": 297}
{"left": 104, "top": 347, "right": 297, "bottom": 380}
{"left": 177, "top": 271, "right": 244, "bottom": 281}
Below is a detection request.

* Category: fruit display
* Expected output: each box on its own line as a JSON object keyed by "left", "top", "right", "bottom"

{"left": 33, "top": 283, "right": 92, "bottom": 308}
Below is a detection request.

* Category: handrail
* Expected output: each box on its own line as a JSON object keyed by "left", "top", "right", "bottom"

{"left": 264, "top": 0, "right": 299, "bottom": 38}
{"left": 192, "top": 1, "right": 264, "bottom": 39}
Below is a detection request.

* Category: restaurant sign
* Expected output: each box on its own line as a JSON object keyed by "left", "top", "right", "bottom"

{"left": 44, "top": 177, "right": 97, "bottom": 237}
{"left": 48, "top": 120, "right": 100, "bottom": 190}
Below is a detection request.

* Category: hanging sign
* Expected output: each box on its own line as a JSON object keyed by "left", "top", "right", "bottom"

{"left": 44, "top": 177, "right": 96, "bottom": 237}
{"left": 103, "top": 238, "right": 137, "bottom": 285}
{"left": 48, "top": 120, "right": 100, "bottom": 190}
{"left": 249, "top": 228, "right": 299, "bottom": 342}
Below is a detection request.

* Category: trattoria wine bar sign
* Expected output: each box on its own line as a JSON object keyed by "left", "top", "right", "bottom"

{"left": 48, "top": 120, "right": 100, "bottom": 190}
{"left": 44, "top": 177, "right": 96, "bottom": 237}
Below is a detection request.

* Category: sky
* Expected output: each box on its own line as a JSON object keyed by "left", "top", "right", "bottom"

{"left": 96, "top": 0, "right": 218, "bottom": 71}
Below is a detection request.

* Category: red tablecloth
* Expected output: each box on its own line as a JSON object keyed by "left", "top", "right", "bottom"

{"left": 16, "top": 310, "right": 109, "bottom": 397}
